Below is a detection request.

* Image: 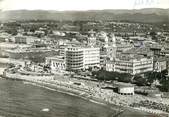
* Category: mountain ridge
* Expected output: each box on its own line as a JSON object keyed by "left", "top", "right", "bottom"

{"left": 0, "top": 8, "right": 169, "bottom": 23}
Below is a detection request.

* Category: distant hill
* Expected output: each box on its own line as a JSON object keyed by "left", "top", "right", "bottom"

{"left": 0, "top": 8, "right": 169, "bottom": 23}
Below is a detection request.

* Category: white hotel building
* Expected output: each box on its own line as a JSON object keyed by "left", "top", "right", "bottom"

{"left": 106, "top": 55, "right": 153, "bottom": 75}
{"left": 66, "top": 47, "right": 100, "bottom": 71}
{"left": 115, "top": 55, "right": 153, "bottom": 75}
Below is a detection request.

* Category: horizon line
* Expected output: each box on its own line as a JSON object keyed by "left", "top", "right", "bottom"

{"left": 1, "top": 7, "right": 169, "bottom": 12}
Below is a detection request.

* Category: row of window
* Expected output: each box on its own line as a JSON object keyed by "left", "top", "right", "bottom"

{"left": 52, "top": 62, "right": 66, "bottom": 67}
{"left": 66, "top": 57, "right": 83, "bottom": 59}
{"left": 84, "top": 60, "right": 100, "bottom": 63}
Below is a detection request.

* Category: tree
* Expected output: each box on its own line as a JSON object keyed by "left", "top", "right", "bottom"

{"left": 133, "top": 75, "right": 147, "bottom": 86}
{"left": 92, "top": 70, "right": 132, "bottom": 82}
{"left": 160, "top": 78, "right": 169, "bottom": 92}
{"left": 144, "top": 72, "right": 156, "bottom": 84}
{"left": 117, "top": 73, "right": 132, "bottom": 83}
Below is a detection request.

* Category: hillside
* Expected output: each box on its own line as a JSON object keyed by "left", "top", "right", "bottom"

{"left": 0, "top": 8, "right": 169, "bottom": 23}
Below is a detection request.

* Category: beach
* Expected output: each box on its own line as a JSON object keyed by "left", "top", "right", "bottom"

{"left": 0, "top": 78, "right": 118, "bottom": 117}
{"left": 2, "top": 67, "right": 169, "bottom": 117}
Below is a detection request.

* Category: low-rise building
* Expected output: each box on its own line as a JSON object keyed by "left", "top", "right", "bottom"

{"left": 123, "top": 47, "right": 153, "bottom": 57}
{"left": 153, "top": 57, "right": 167, "bottom": 72}
{"left": 161, "top": 49, "right": 169, "bottom": 57}
{"left": 14, "top": 35, "right": 40, "bottom": 44}
{"left": 0, "top": 42, "right": 30, "bottom": 57}
{"left": 6, "top": 47, "right": 58, "bottom": 63}
{"left": 46, "top": 56, "right": 66, "bottom": 72}
{"left": 150, "top": 44, "right": 162, "bottom": 56}
{"left": 14, "top": 36, "right": 27, "bottom": 44}
{"left": 118, "top": 84, "right": 134, "bottom": 95}
{"left": 0, "top": 32, "right": 11, "bottom": 42}
{"left": 106, "top": 60, "right": 115, "bottom": 72}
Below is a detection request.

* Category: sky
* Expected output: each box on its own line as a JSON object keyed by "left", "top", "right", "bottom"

{"left": 0, "top": 0, "right": 169, "bottom": 11}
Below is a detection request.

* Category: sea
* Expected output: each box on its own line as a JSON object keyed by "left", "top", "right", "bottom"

{"left": 0, "top": 63, "right": 157, "bottom": 117}
{"left": 0, "top": 78, "right": 158, "bottom": 117}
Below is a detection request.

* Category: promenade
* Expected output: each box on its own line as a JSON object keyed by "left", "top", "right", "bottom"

{"left": 2, "top": 66, "right": 169, "bottom": 117}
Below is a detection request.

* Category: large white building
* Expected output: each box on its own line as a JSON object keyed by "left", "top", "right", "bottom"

{"left": 59, "top": 45, "right": 69, "bottom": 57}
{"left": 115, "top": 55, "right": 153, "bottom": 75}
{"left": 106, "top": 55, "right": 153, "bottom": 75}
{"left": 66, "top": 46, "right": 100, "bottom": 71}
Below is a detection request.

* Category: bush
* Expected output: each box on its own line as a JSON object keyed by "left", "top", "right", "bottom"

{"left": 92, "top": 70, "right": 132, "bottom": 83}
{"left": 159, "top": 78, "right": 169, "bottom": 92}
{"left": 133, "top": 75, "right": 147, "bottom": 86}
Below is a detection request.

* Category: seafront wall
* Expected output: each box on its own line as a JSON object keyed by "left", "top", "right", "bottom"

{"left": 3, "top": 71, "right": 125, "bottom": 116}
{"left": 3, "top": 71, "right": 169, "bottom": 116}
{"left": 4, "top": 72, "right": 54, "bottom": 81}
{"left": 3, "top": 71, "right": 108, "bottom": 105}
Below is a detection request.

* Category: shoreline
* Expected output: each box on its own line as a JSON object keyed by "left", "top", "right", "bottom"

{"left": 1, "top": 76, "right": 167, "bottom": 117}
{"left": 23, "top": 80, "right": 111, "bottom": 106}
{"left": 0, "top": 75, "right": 124, "bottom": 117}
{"left": 1, "top": 70, "right": 169, "bottom": 117}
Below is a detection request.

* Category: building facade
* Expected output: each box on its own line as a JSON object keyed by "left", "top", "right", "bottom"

{"left": 14, "top": 35, "right": 40, "bottom": 44}
{"left": 46, "top": 56, "right": 66, "bottom": 72}
{"left": 59, "top": 45, "right": 68, "bottom": 57}
{"left": 66, "top": 47, "right": 100, "bottom": 71}
{"left": 118, "top": 86, "right": 134, "bottom": 95}
{"left": 83, "top": 47, "right": 100, "bottom": 69}
{"left": 153, "top": 57, "right": 167, "bottom": 72}
{"left": 106, "top": 61, "right": 115, "bottom": 71}
{"left": 87, "top": 30, "right": 96, "bottom": 47}
{"left": 114, "top": 55, "right": 153, "bottom": 75}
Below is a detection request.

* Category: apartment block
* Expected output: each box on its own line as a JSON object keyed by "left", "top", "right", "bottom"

{"left": 66, "top": 47, "right": 100, "bottom": 71}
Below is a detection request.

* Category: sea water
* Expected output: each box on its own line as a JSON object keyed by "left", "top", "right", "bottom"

{"left": 0, "top": 79, "right": 157, "bottom": 117}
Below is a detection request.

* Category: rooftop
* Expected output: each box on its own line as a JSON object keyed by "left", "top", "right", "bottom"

{"left": 0, "top": 42, "right": 30, "bottom": 49}
{"left": 5, "top": 47, "right": 52, "bottom": 53}
{"left": 123, "top": 47, "right": 152, "bottom": 55}
{"left": 46, "top": 56, "right": 65, "bottom": 62}
{"left": 154, "top": 57, "right": 166, "bottom": 62}
{"left": 116, "top": 82, "right": 134, "bottom": 88}
{"left": 150, "top": 44, "right": 162, "bottom": 50}
{"left": 117, "top": 54, "right": 151, "bottom": 61}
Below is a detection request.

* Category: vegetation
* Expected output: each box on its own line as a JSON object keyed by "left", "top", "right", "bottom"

{"left": 133, "top": 70, "right": 169, "bottom": 92}
{"left": 92, "top": 70, "right": 133, "bottom": 83}
{"left": 133, "top": 75, "right": 147, "bottom": 86}
{"left": 92, "top": 69, "right": 169, "bottom": 92}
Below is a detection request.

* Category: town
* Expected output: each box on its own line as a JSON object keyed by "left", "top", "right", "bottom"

{"left": 0, "top": 20, "right": 169, "bottom": 116}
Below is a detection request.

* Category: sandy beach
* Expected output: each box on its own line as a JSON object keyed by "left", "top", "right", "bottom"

{"left": 2, "top": 68, "right": 169, "bottom": 117}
